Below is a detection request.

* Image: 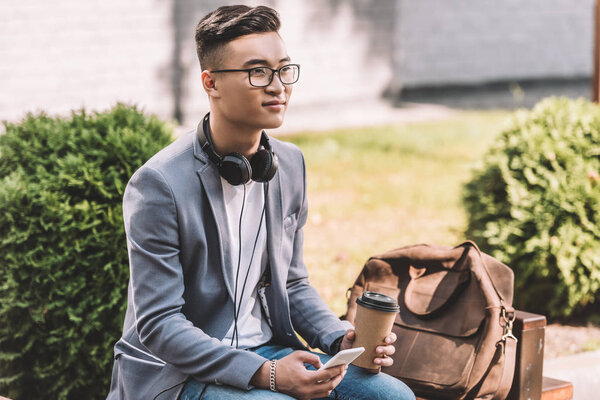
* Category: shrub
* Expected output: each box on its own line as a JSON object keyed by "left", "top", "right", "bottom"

{"left": 0, "top": 104, "right": 173, "bottom": 399}
{"left": 463, "top": 97, "right": 600, "bottom": 321}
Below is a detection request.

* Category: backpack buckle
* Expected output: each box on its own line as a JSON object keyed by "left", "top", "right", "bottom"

{"left": 500, "top": 303, "right": 518, "bottom": 343}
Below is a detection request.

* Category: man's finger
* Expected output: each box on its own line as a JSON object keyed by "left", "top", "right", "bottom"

{"left": 376, "top": 344, "right": 396, "bottom": 356}
{"left": 312, "top": 364, "right": 345, "bottom": 382}
{"left": 373, "top": 355, "right": 394, "bottom": 367}
{"left": 385, "top": 331, "right": 397, "bottom": 344}
{"left": 339, "top": 329, "right": 356, "bottom": 351}
{"left": 310, "top": 368, "right": 346, "bottom": 397}
{"left": 292, "top": 350, "right": 322, "bottom": 368}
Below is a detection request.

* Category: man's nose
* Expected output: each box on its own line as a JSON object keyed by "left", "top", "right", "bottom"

{"left": 265, "top": 72, "right": 285, "bottom": 94}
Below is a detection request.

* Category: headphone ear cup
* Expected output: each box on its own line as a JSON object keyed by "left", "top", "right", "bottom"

{"left": 250, "top": 149, "right": 278, "bottom": 182}
{"left": 219, "top": 153, "right": 252, "bottom": 186}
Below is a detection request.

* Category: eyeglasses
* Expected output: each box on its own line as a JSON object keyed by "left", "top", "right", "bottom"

{"left": 210, "top": 64, "right": 300, "bottom": 87}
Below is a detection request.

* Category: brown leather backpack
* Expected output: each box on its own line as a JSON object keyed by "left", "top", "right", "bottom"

{"left": 344, "top": 241, "right": 517, "bottom": 400}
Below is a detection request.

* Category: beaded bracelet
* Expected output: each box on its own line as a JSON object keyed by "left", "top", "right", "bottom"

{"left": 269, "top": 359, "right": 277, "bottom": 392}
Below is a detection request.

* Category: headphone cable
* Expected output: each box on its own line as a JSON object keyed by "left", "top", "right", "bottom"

{"left": 230, "top": 183, "right": 247, "bottom": 348}
{"left": 234, "top": 183, "right": 268, "bottom": 326}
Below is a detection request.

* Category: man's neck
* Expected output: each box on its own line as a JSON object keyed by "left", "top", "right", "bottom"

{"left": 209, "top": 114, "right": 262, "bottom": 159}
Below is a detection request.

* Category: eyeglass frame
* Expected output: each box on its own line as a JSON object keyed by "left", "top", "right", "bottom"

{"left": 209, "top": 63, "right": 300, "bottom": 87}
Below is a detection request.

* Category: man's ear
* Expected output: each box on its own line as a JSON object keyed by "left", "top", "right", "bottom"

{"left": 201, "top": 71, "right": 220, "bottom": 98}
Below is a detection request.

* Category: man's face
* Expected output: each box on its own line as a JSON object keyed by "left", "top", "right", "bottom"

{"left": 210, "top": 32, "right": 294, "bottom": 131}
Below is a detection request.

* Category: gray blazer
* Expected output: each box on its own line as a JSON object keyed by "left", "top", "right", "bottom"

{"left": 107, "top": 130, "right": 353, "bottom": 400}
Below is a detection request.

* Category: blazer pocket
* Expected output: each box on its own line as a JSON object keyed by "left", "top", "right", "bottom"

{"left": 114, "top": 352, "right": 166, "bottom": 388}
{"left": 114, "top": 352, "right": 185, "bottom": 399}
{"left": 283, "top": 213, "right": 298, "bottom": 231}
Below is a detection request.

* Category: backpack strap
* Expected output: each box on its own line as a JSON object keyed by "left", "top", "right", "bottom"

{"left": 461, "top": 240, "right": 506, "bottom": 301}
{"left": 465, "top": 240, "right": 518, "bottom": 399}
{"left": 492, "top": 336, "right": 517, "bottom": 400}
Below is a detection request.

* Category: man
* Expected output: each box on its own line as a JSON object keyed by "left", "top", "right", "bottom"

{"left": 108, "top": 5, "right": 414, "bottom": 400}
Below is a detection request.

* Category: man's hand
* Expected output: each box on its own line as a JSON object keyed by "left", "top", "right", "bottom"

{"left": 339, "top": 329, "right": 396, "bottom": 368}
{"left": 251, "top": 351, "right": 346, "bottom": 400}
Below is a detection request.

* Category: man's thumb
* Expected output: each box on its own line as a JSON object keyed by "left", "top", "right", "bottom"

{"left": 293, "top": 351, "right": 321, "bottom": 368}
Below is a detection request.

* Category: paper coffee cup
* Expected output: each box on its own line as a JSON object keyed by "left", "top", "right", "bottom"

{"left": 351, "top": 291, "right": 399, "bottom": 372}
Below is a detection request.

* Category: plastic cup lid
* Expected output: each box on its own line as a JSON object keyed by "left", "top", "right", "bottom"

{"left": 356, "top": 291, "right": 400, "bottom": 313}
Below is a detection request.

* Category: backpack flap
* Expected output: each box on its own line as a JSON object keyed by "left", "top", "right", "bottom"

{"left": 394, "top": 244, "right": 487, "bottom": 338}
{"left": 404, "top": 265, "right": 470, "bottom": 317}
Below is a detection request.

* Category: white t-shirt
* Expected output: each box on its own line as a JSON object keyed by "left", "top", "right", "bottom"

{"left": 220, "top": 177, "right": 273, "bottom": 349}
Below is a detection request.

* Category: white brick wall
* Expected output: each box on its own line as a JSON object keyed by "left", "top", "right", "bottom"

{"left": 0, "top": 0, "right": 595, "bottom": 127}
{"left": 0, "top": 0, "right": 173, "bottom": 123}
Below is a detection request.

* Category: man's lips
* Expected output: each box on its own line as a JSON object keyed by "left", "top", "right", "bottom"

{"left": 262, "top": 100, "right": 286, "bottom": 107}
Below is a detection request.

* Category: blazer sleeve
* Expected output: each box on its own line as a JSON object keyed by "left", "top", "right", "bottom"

{"left": 284, "top": 152, "right": 354, "bottom": 354}
{"left": 123, "top": 165, "right": 267, "bottom": 389}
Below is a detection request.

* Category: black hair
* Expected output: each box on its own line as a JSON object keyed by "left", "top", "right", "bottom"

{"left": 195, "top": 5, "right": 281, "bottom": 70}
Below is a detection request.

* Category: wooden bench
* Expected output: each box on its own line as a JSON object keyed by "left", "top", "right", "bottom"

{"left": 540, "top": 377, "right": 574, "bottom": 400}
{"left": 509, "top": 311, "right": 572, "bottom": 400}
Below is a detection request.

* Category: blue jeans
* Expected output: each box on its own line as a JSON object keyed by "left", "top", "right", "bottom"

{"left": 179, "top": 344, "right": 415, "bottom": 400}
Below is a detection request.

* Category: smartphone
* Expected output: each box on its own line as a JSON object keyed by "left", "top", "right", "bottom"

{"left": 318, "top": 347, "right": 365, "bottom": 370}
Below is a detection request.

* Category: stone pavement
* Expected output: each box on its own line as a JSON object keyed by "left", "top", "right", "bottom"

{"left": 544, "top": 350, "right": 600, "bottom": 400}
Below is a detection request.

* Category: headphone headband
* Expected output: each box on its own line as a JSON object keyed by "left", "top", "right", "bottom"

{"left": 197, "top": 113, "right": 278, "bottom": 185}
{"left": 197, "top": 114, "right": 222, "bottom": 166}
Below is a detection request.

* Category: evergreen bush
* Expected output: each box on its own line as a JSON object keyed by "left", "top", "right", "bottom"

{"left": 464, "top": 97, "right": 600, "bottom": 320}
{"left": 0, "top": 104, "right": 173, "bottom": 399}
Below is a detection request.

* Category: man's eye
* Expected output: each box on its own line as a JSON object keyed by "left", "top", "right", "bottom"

{"left": 250, "top": 68, "right": 268, "bottom": 77}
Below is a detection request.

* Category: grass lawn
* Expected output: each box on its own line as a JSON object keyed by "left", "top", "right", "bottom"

{"left": 285, "top": 110, "right": 513, "bottom": 316}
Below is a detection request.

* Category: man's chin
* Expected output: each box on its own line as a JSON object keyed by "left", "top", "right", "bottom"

{"left": 261, "top": 115, "right": 286, "bottom": 130}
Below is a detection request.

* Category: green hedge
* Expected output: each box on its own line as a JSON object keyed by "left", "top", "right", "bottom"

{"left": 0, "top": 104, "right": 173, "bottom": 399}
{"left": 464, "top": 97, "right": 600, "bottom": 321}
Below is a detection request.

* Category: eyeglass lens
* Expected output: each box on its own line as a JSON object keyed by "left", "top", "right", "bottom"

{"left": 250, "top": 65, "right": 299, "bottom": 87}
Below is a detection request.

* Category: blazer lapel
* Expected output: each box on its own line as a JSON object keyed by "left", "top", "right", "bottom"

{"left": 265, "top": 170, "right": 284, "bottom": 288}
{"left": 194, "top": 134, "right": 235, "bottom": 301}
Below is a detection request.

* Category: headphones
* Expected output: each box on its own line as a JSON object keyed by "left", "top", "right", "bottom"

{"left": 197, "top": 113, "right": 278, "bottom": 186}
